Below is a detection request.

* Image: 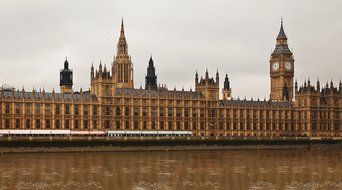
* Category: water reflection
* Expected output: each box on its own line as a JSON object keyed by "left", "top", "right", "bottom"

{"left": 0, "top": 149, "right": 341, "bottom": 190}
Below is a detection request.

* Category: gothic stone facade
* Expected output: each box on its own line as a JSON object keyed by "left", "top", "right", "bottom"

{"left": 0, "top": 20, "right": 341, "bottom": 137}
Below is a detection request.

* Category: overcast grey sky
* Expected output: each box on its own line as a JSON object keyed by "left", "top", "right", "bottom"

{"left": 1, "top": 0, "right": 341, "bottom": 99}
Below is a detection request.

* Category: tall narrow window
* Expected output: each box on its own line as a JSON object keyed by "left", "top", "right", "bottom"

{"left": 45, "top": 119, "right": 50, "bottom": 129}
{"left": 74, "top": 105, "right": 79, "bottom": 115}
{"left": 15, "top": 103, "right": 21, "bottom": 114}
{"left": 55, "top": 120, "right": 60, "bottom": 129}
{"left": 35, "top": 119, "right": 40, "bottom": 129}
{"left": 5, "top": 103, "right": 10, "bottom": 114}
{"left": 65, "top": 105, "right": 70, "bottom": 115}
{"left": 25, "top": 119, "right": 30, "bottom": 129}
{"left": 15, "top": 119, "right": 20, "bottom": 129}
{"left": 55, "top": 104, "right": 60, "bottom": 115}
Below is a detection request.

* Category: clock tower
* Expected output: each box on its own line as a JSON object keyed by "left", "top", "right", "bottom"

{"left": 270, "top": 20, "right": 294, "bottom": 101}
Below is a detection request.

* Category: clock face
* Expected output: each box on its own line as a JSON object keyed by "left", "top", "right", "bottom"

{"left": 285, "top": 62, "right": 292, "bottom": 70}
{"left": 272, "top": 62, "right": 279, "bottom": 71}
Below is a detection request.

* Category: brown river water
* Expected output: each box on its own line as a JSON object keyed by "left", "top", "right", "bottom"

{"left": 0, "top": 149, "right": 341, "bottom": 190}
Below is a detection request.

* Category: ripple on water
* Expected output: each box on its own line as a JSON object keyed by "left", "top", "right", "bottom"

{"left": 139, "top": 166, "right": 153, "bottom": 173}
{"left": 104, "top": 170, "right": 113, "bottom": 177}
{"left": 326, "top": 167, "right": 336, "bottom": 173}
{"left": 44, "top": 176, "right": 53, "bottom": 181}
{"left": 310, "top": 170, "right": 319, "bottom": 176}
{"left": 82, "top": 181, "right": 103, "bottom": 189}
{"left": 22, "top": 170, "right": 32, "bottom": 176}
{"left": 156, "top": 171, "right": 172, "bottom": 176}
{"left": 63, "top": 181, "right": 81, "bottom": 188}
{"left": 322, "top": 181, "right": 342, "bottom": 189}
{"left": 123, "top": 168, "right": 131, "bottom": 173}
{"left": 91, "top": 168, "right": 99, "bottom": 173}
{"left": 284, "top": 181, "right": 320, "bottom": 190}
{"left": 157, "top": 159, "right": 180, "bottom": 164}
{"left": 182, "top": 179, "right": 220, "bottom": 189}
{"left": 186, "top": 169, "right": 196, "bottom": 173}
{"left": 259, "top": 167, "right": 268, "bottom": 174}
{"left": 249, "top": 181, "right": 277, "bottom": 190}
{"left": 39, "top": 172, "right": 53, "bottom": 180}
{"left": 133, "top": 182, "right": 172, "bottom": 190}
{"left": 208, "top": 169, "right": 220, "bottom": 176}
{"left": 292, "top": 168, "right": 302, "bottom": 174}
{"left": 70, "top": 167, "right": 79, "bottom": 173}
{"left": 1, "top": 170, "right": 13, "bottom": 178}
{"left": 233, "top": 166, "right": 246, "bottom": 173}
{"left": 15, "top": 182, "right": 49, "bottom": 190}
{"left": 276, "top": 166, "right": 289, "bottom": 173}
{"left": 51, "top": 171, "right": 59, "bottom": 176}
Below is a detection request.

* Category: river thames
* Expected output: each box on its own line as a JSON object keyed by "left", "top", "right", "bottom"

{"left": 0, "top": 148, "right": 341, "bottom": 190}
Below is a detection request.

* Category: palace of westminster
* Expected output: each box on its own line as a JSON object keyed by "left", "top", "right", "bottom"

{"left": 0, "top": 20, "right": 341, "bottom": 137}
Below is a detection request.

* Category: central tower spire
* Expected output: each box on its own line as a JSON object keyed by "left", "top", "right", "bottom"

{"left": 117, "top": 19, "right": 128, "bottom": 55}
{"left": 112, "top": 19, "right": 134, "bottom": 88}
{"left": 120, "top": 18, "right": 125, "bottom": 37}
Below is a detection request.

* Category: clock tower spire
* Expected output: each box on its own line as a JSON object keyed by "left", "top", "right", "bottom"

{"left": 270, "top": 19, "right": 294, "bottom": 101}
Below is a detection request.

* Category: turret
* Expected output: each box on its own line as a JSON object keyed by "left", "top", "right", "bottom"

{"left": 316, "top": 79, "right": 320, "bottom": 92}
{"left": 90, "top": 63, "right": 94, "bottom": 80}
{"left": 216, "top": 70, "right": 219, "bottom": 84}
{"left": 99, "top": 61, "right": 103, "bottom": 76}
{"left": 60, "top": 57, "right": 73, "bottom": 94}
{"left": 145, "top": 56, "right": 157, "bottom": 90}
{"left": 195, "top": 71, "right": 198, "bottom": 87}
{"left": 104, "top": 64, "right": 107, "bottom": 74}
{"left": 222, "top": 74, "right": 232, "bottom": 100}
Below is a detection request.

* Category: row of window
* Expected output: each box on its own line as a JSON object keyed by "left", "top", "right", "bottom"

{"left": 115, "top": 99, "right": 207, "bottom": 107}
{"left": 1, "top": 103, "right": 341, "bottom": 120}
{"left": 297, "top": 98, "right": 341, "bottom": 107}
{"left": 4, "top": 119, "right": 336, "bottom": 132}
{"left": 0, "top": 103, "right": 96, "bottom": 115}
{"left": 1, "top": 119, "right": 95, "bottom": 129}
